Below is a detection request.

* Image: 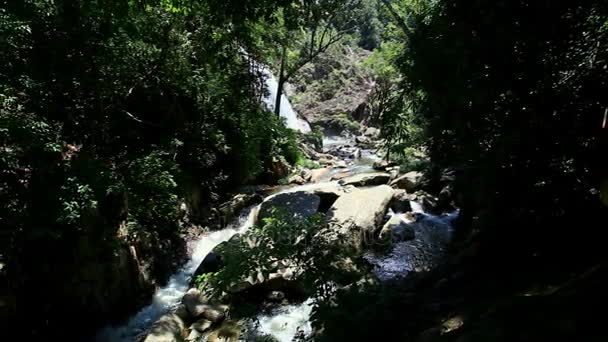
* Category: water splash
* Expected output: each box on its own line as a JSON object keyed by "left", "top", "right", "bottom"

{"left": 96, "top": 207, "right": 258, "bottom": 342}
{"left": 256, "top": 299, "right": 314, "bottom": 342}
{"left": 410, "top": 200, "right": 425, "bottom": 214}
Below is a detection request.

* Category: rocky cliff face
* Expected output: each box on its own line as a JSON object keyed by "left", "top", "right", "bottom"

{"left": 288, "top": 45, "right": 375, "bottom": 134}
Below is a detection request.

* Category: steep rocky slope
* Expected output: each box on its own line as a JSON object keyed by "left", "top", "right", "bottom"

{"left": 287, "top": 44, "right": 376, "bottom": 134}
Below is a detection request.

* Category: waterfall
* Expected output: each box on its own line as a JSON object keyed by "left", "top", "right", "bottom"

{"left": 260, "top": 66, "right": 311, "bottom": 133}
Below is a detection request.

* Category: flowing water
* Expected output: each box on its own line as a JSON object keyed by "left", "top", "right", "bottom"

{"left": 255, "top": 299, "right": 314, "bottom": 341}
{"left": 97, "top": 135, "right": 456, "bottom": 342}
{"left": 364, "top": 207, "right": 459, "bottom": 281}
{"left": 96, "top": 208, "right": 258, "bottom": 342}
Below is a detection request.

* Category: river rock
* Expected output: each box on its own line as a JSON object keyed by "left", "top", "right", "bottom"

{"left": 334, "top": 160, "right": 348, "bottom": 168}
{"left": 186, "top": 329, "right": 203, "bottom": 341}
{"left": 339, "top": 172, "right": 391, "bottom": 187}
{"left": 310, "top": 167, "right": 330, "bottom": 182}
{"left": 191, "top": 319, "right": 213, "bottom": 333}
{"left": 287, "top": 174, "right": 307, "bottom": 185}
{"left": 269, "top": 159, "right": 290, "bottom": 184}
{"left": 326, "top": 185, "right": 394, "bottom": 248}
{"left": 226, "top": 260, "right": 304, "bottom": 296}
{"left": 364, "top": 127, "right": 380, "bottom": 138}
{"left": 216, "top": 194, "right": 263, "bottom": 226}
{"left": 257, "top": 192, "right": 321, "bottom": 223}
{"left": 355, "top": 135, "right": 372, "bottom": 146}
{"left": 143, "top": 312, "right": 186, "bottom": 342}
{"left": 331, "top": 171, "right": 353, "bottom": 181}
{"left": 389, "top": 169, "right": 400, "bottom": 181}
{"left": 182, "top": 288, "right": 228, "bottom": 322}
{"left": 206, "top": 321, "right": 242, "bottom": 342}
{"left": 301, "top": 182, "right": 348, "bottom": 212}
{"left": 372, "top": 160, "right": 397, "bottom": 171}
{"left": 192, "top": 252, "right": 224, "bottom": 284}
{"left": 390, "top": 189, "right": 414, "bottom": 213}
{"left": 390, "top": 171, "right": 424, "bottom": 192}
{"left": 378, "top": 215, "right": 415, "bottom": 243}
{"left": 300, "top": 169, "right": 313, "bottom": 182}
{"left": 326, "top": 145, "right": 361, "bottom": 160}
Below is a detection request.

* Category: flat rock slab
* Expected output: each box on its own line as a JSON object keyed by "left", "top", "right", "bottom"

{"left": 338, "top": 172, "right": 391, "bottom": 187}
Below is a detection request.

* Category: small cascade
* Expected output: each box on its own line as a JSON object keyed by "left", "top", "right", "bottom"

{"left": 255, "top": 299, "right": 314, "bottom": 342}
{"left": 96, "top": 207, "right": 258, "bottom": 342}
{"left": 261, "top": 66, "right": 311, "bottom": 133}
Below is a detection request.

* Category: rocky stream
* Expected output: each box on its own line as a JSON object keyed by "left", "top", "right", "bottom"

{"left": 95, "top": 130, "right": 458, "bottom": 342}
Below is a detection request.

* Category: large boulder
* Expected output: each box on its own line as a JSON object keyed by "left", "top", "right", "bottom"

{"left": 378, "top": 215, "right": 415, "bottom": 243}
{"left": 390, "top": 189, "right": 414, "bottom": 213}
{"left": 143, "top": 312, "right": 186, "bottom": 342}
{"left": 339, "top": 172, "right": 391, "bottom": 187}
{"left": 301, "top": 183, "right": 348, "bottom": 212}
{"left": 181, "top": 288, "right": 228, "bottom": 322}
{"left": 287, "top": 174, "right": 307, "bottom": 185}
{"left": 363, "top": 126, "right": 380, "bottom": 138}
{"left": 390, "top": 171, "right": 424, "bottom": 192}
{"left": 191, "top": 252, "right": 223, "bottom": 284}
{"left": 257, "top": 192, "right": 321, "bottom": 224}
{"left": 326, "top": 185, "right": 394, "bottom": 248}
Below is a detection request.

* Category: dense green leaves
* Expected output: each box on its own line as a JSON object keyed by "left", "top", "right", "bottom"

{"left": 385, "top": 0, "right": 608, "bottom": 264}
{"left": 0, "top": 0, "right": 317, "bottom": 337}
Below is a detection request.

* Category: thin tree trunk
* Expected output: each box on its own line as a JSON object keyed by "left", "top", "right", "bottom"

{"left": 275, "top": 44, "right": 287, "bottom": 116}
{"left": 379, "top": 0, "right": 411, "bottom": 36}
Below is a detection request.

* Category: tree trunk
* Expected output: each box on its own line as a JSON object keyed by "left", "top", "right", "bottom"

{"left": 274, "top": 44, "right": 287, "bottom": 116}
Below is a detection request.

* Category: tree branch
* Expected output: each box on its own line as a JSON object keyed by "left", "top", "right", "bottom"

{"left": 379, "top": 0, "right": 412, "bottom": 36}
{"left": 122, "top": 110, "right": 161, "bottom": 127}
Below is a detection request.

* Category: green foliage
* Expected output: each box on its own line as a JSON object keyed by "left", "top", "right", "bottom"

{"left": 0, "top": 0, "right": 324, "bottom": 337}
{"left": 396, "top": 147, "right": 428, "bottom": 172}
{"left": 124, "top": 150, "right": 180, "bottom": 234}
{"left": 296, "top": 157, "right": 321, "bottom": 170}
{"left": 356, "top": 0, "right": 383, "bottom": 50}
{"left": 197, "top": 208, "right": 361, "bottom": 301}
{"left": 316, "top": 113, "right": 361, "bottom": 133}
{"left": 383, "top": 0, "right": 608, "bottom": 264}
